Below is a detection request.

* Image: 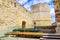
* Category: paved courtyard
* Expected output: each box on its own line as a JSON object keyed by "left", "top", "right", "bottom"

{"left": 0, "top": 37, "right": 60, "bottom": 40}
{"left": 0, "top": 37, "right": 39, "bottom": 40}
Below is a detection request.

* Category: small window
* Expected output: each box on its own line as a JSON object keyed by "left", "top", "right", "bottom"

{"left": 55, "top": 9, "right": 59, "bottom": 12}
{"left": 34, "top": 22, "right": 36, "bottom": 25}
{"left": 14, "top": 2, "right": 16, "bottom": 7}
{"left": 22, "top": 21, "right": 26, "bottom": 29}
{"left": 59, "top": 3, "right": 60, "bottom": 7}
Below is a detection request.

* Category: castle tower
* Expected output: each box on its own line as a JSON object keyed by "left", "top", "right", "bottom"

{"left": 53, "top": 0, "right": 60, "bottom": 22}
{"left": 31, "top": 3, "right": 51, "bottom": 26}
{"left": 53, "top": 0, "right": 60, "bottom": 31}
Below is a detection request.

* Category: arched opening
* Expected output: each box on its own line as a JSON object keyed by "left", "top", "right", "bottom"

{"left": 22, "top": 21, "right": 26, "bottom": 29}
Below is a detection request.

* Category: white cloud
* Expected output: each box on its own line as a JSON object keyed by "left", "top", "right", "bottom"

{"left": 50, "top": 7, "right": 55, "bottom": 23}
{"left": 51, "top": 18, "right": 55, "bottom": 23}
{"left": 43, "top": 0, "right": 52, "bottom": 3}
{"left": 17, "top": 0, "right": 28, "bottom": 4}
{"left": 24, "top": 3, "right": 31, "bottom": 11}
{"left": 33, "top": 0, "right": 40, "bottom": 4}
{"left": 34, "top": 0, "right": 52, "bottom": 3}
{"left": 50, "top": 8, "right": 55, "bottom": 15}
{"left": 32, "top": 0, "right": 52, "bottom": 4}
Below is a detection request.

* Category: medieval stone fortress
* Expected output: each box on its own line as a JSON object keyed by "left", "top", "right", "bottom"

{"left": 0, "top": 0, "right": 60, "bottom": 40}
{"left": 0, "top": 0, "right": 58, "bottom": 38}
{"left": 0, "top": 0, "right": 51, "bottom": 28}
{"left": 0, "top": 0, "right": 51, "bottom": 29}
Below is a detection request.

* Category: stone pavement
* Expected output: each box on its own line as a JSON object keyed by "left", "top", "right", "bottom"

{"left": 0, "top": 36, "right": 60, "bottom": 40}
{"left": 0, "top": 37, "right": 39, "bottom": 40}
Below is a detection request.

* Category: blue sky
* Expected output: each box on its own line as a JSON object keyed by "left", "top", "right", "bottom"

{"left": 17, "top": 0, "right": 55, "bottom": 23}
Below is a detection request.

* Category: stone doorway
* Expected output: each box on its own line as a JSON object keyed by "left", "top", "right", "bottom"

{"left": 22, "top": 21, "right": 26, "bottom": 29}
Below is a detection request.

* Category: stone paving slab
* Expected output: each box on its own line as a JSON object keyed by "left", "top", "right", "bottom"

{"left": 0, "top": 37, "right": 39, "bottom": 40}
